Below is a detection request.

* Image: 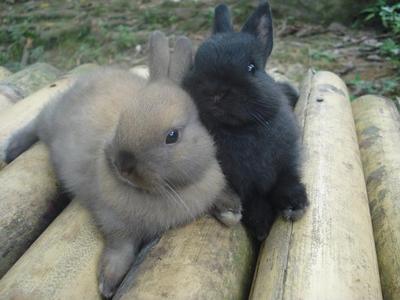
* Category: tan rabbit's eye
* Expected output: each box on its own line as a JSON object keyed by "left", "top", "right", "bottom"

{"left": 166, "top": 129, "right": 179, "bottom": 144}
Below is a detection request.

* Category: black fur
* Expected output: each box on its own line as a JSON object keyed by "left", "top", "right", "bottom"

{"left": 278, "top": 81, "right": 300, "bottom": 108}
{"left": 183, "top": 2, "right": 308, "bottom": 240}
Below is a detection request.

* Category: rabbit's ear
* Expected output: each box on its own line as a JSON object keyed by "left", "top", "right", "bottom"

{"left": 148, "top": 31, "right": 170, "bottom": 81}
{"left": 213, "top": 4, "right": 234, "bottom": 34}
{"left": 241, "top": 1, "right": 273, "bottom": 58}
{"left": 168, "top": 36, "right": 193, "bottom": 84}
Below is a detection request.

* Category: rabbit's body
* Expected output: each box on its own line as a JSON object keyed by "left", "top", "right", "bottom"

{"left": 183, "top": 2, "right": 308, "bottom": 240}
{"left": 6, "top": 33, "right": 241, "bottom": 298}
{"left": 37, "top": 69, "right": 222, "bottom": 238}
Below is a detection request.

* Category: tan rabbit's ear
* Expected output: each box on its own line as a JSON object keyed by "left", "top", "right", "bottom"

{"left": 148, "top": 31, "right": 170, "bottom": 81}
{"left": 168, "top": 36, "right": 193, "bottom": 84}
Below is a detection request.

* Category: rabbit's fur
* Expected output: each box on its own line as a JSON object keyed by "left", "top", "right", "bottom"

{"left": 6, "top": 32, "right": 241, "bottom": 298}
{"left": 183, "top": 2, "right": 308, "bottom": 241}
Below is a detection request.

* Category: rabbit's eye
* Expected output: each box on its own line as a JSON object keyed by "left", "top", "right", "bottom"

{"left": 248, "top": 63, "right": 256, "bottom": 73}
{"left": 166, "top": 129, "right": 179, "bottom": 144}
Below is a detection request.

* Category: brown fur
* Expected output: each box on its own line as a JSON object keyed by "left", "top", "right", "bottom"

{"left": 4, "top": 31, "right": 242, "bottom": 297}
{"left": 24, "top": 32, "right": 240, "bottom": 298}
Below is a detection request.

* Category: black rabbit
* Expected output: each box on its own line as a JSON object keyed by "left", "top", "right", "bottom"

{"left": 183, "top": 1, "right": 308, "bottom": 240}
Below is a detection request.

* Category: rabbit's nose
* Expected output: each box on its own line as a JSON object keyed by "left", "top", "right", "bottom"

{"left": 116, "top": 151, "right": 137, "bottom": 176}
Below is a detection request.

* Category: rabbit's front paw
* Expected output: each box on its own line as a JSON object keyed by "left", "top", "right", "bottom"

{"left": 212, "top": 186, "right": 242, "bottom": 227}
{"left": 281, "top": 189, "right": 309, "bottom": 221}
{"left": 98, "top": 243, "right": 135, "bottom": 298}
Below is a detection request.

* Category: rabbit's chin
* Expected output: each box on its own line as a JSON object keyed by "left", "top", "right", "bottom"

{"left": 116, "top": 171, "right": 155, "bottom": 194}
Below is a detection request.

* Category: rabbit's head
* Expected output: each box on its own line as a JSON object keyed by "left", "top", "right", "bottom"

{"left": 105, "top": 32, "right": 216, "bottom": 194}
{"left": 183, "top": 2, "right": 282, "bottom": 127}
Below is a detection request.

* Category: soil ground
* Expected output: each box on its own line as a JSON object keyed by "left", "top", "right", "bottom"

{"left": 1, "top": 0, "right": 399, "bottom": 99}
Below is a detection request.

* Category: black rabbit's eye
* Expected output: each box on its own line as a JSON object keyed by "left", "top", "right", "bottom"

{"left": 166, "top": 129, "right": 179, "bottom": 144}
{"left": 248, "top": 63, "right": 256, "bottom": 73}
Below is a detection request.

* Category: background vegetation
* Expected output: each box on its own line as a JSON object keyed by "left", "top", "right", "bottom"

{"left": 0, "top": 0, "right": 399, "bottom": 99}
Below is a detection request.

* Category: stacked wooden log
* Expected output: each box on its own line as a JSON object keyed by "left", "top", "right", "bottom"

{"left": 0, "top": 64, "right": 399, "bottom": 300}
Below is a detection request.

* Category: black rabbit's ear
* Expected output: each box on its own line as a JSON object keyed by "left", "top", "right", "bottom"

{"left": 241, "top": 2, "right": 273, "bottom": 58}
{"left": 213, "top": 4, "right": 234, "bottom": 34}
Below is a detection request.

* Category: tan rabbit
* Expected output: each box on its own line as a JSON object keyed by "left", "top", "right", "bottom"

{"left": 5, "top": 31, "right": 241, "bottom": 298}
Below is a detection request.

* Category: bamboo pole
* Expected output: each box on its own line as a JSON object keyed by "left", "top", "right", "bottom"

{"left": 114, "top": 217, "right": 255, "bottom": 300}
{"left": 0, "top": 201, "right": 103, "bottom": 299}
{"left": 0, "top": 144, "right": 63, "bottom": 278}
{"left": 0, "top": 67, "right": 11, "bottom": 80}
{"left": 129, "top": 65, "right": 149, "bottom": 79}
{"left": 249, "top": 71, "right": 382, "bottom": 300}
{"left": 0, "top": 65, "right": 98, "bottom": 276}
{"left": 0, "top": 63, "right": 61, "bottom": 113}
{"left": 352, "top": 95, "right": 400, "bottom": 300}
{"left": 0, "top": 63, "right": 61, "bottom": 98}
{"left": 0, "top": 64, "right": 98, "bottom": 167}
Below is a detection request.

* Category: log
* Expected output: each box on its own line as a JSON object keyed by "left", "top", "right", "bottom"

{"left": 0, "top": 200, "right": 255, "bottom": 299}
{"left": 0, "top": 144, "right": 65, "bottom": 278}
{"left": 0, "top": 63, "right": 61, "bottom": 113}
{"left": 114, "top": 218, "right": 255, "bottom": 299}
{"left": 0, "top": 64, "right": 98, "bottom": 168}
{"left": 0, "top": 63, "right": 61, "bottom": 99}
{"left": 0, "top": 67, "right": 11, "bottom": 80}
{"left": 130, "top": 65, "right": 149, "bottom": 79}
{"left": 249, "top": 71, "right": 383, "bottom": 299}
{"left": 0, "top": 201, "right": 103, "bottom": 299}
{"left": 0, "top": 91, "right": 18, "bottom": 111}
{"left": 0, "top": 65, "right": 98, "bottom": 276}
{"left": 352, "top": 95, "right": 400, "bottom": 300}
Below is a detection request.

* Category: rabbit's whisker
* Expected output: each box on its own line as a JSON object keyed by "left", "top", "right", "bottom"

{"left": 163, "top": 179, "right": 194, "bottom": 219}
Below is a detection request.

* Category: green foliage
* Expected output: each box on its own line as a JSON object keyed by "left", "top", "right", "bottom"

{"left": 363, "top": 1, "right": 400, "bottom": 34}
{"left": 362, "top": 0, "right": 400, "bottom": 67}
{"left": 347, "top": 73, "right": 399, "bottom": 100}
{"left": 309, "top": 49, "right": 337, "bottom": 62}
{"left": 114, "top": 25, "right": 138, "bottom": 50}
{"left": 380, "top": 37, "right": 400, "bottom": 57}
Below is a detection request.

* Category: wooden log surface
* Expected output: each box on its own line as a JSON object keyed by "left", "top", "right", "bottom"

{"left": 129, "top": 65, "right": 149, "bottom": 79}
{"left": 0, "top": 144, "right": 64, "bottom": 278}
{"left": 0, "top": 64, "right": 98, "bottom": 275}
{"left": 0, "top": 63, "right": 98, "bottom": 168}
{"left": 0, "top": 67, "right": 11, "bottom": 80}
{"left": 0, "top": 63, "right": 61, "bottom": 99}
{"left": 352, "top": 95, "right": 400, "bottom": 300}
{"left": 0, "top": 63, "right": 61, "bottom": 113}
{"left": 249, "top": 71, "right": 382, "bottom": 300}
{"left": 115, "top": 218, "right": 255, "bottom": 300}
{"left": 0, "top": 201, "right": 103, "bottom": 299}
{"left": 0, "top": 65, "right": 256, "bottom": 300}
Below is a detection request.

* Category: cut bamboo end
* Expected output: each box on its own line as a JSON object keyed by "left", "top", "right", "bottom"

{"left": 0, "top": 143, "right": 62, "bottom": 278}
{"left": 0, "top": 96, "right": 13, "bottom": 114}
{"left": 130, "top": 65, "right": 149, "bottom": 79}
{"left": 115, "top": 218, "right": 255, "bottom": 300}
{"left": 0, "top": 67, "right": 11, "bottom": 80}
{"left": 352, "top": 95, "right": 400, "bottom": 300}
{"left": 0, "top": 64, "right": 98, "bottom": 166}
{"left": 0, "top": 201, "right": 103, "bottom": 300}
{"left": 0, "top": 63, "right": 61, "bottom": 99}
{"left": 249, "top": 70, "right": 382, "bottom": 300}
{"left": 0, "top": 63, "right": 61, "bottom": 113}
